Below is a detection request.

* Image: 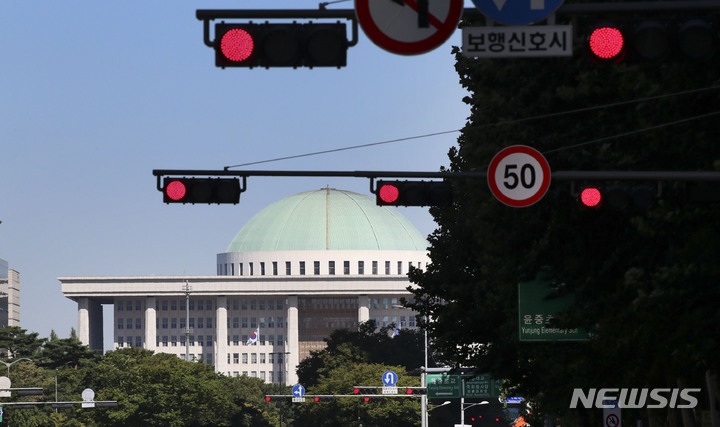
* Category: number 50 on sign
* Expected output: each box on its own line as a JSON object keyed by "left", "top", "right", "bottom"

{"left": 488, "top": 145, "right": 551, "bottom": 207}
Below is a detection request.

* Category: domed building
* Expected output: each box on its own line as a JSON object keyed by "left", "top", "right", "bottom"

{"left": 61, "top": 188, "right": 427, "bottom": 385}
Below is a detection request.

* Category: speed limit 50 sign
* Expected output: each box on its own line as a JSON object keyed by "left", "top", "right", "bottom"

{"left": 487, "top": 145, "right": 551, "bottom": 207}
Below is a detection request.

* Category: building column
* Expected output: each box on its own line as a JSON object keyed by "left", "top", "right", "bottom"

{"left": 215, "top": 296, "right": 228, "bottom": 375}
{"left": 78, "top": 298, "right": 90, "bottom": 346}
{"left": 78, "top": 298, "right": 103, "bottom": 351}
{"left": 358, "top": 295, "right": 370, "bottom": 325}
{"left": 145, "top": 296, "right": 156, "bottom": 352}
{"left": 286, "top": 295, "right": 299, "bottom": 385}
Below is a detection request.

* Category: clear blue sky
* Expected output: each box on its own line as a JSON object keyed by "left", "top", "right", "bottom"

{"left": 0, "top": 0, "right": 472, "bottom": 349}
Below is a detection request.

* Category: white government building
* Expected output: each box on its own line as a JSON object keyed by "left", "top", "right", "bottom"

{"left": 60, "top": 188, "right": 427, "bottom": 385}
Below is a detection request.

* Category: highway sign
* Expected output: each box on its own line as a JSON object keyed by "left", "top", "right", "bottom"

{"left": 471, "top": 0, "right": 565, "bottom": 25}
{"left": 382, "top": 370, "right": 398, "bottom": 386}
{"left": 355, "top": 0, "right": 463, "bottom": 55}
{"left": 487, "top": 145, "right": 551, "bottom": 207}
{"left": 462, "top": 25, "right": 572, "bottom": 58}
{"left": 518, "top": 276, "right": 589, "bottom": 341}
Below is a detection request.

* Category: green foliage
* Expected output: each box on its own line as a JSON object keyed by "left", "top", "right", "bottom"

{"left": 410, "top": 21, "right": 720, "bottom": 426}
{"left": 297, "top": 320, "right": 425, "bottom": 388}
{"left": 0, "top": 326, "right": 45, "bottom": 359}
{"left": 294, "top": 363, "right": 420, "bottom": 427}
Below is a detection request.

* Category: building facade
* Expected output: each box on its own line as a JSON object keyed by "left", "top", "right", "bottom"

{"left": 0, "top": 258, "right": 21, "bottom": 328}
{"left": 60, "top": 188, "right": 427, "bottom": 385}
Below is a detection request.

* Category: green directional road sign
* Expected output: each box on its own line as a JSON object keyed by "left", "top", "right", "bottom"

{"left": 427, "top": 374, "right": 461, "bottom": 398}
{"left": 518, "top": 276, "right": 590, "bottom": 341}
{"left": 462, "top": 374, "right": 499, "bottom": 398}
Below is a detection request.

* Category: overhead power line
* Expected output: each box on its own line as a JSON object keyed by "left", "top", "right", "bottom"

{"left": 224, "top": 85, "right": 720, "bottom": 169}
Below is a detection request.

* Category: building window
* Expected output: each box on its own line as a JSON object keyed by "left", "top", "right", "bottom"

{"left": 239, "top": 263, "right": 243, "bottom": 275}
{"left": 233, "top": 353, "right": 239, "bottom": 364}
{"left": 233, "top": 335, "right": 239, "bottom": 345}
{"left": 161, "top": 318, "right": 168, "bottom": 329}
{"left": 268, "top": 299, "right": 274, "bottom": 310}
{"left": 198, "top": 300, "right": 204, "bottom": 311}
{"left": 358, "top": 261, "right": 364, "bottom": 275}
{"left": 385, "top": 261, "right": 391, "bottom": 275}
{"left": 329, "top": 261, "right": 335, "bottom": 275}
{"left": 372, "top": 261, "right": 378, "bottom": 275}
{"left": 233, "top": 317, "right": 239, "bottom": 328}
{"left": 242, "top": 317, "right": 248, "bottom": 328}
{"left": 344, "top": 261, "right": 350, "bottom": 275}
{"left": 242, "top": 299, "right": 247, "bottom": 310}
{"left": 242, "top": 353, "right": 248, "bottom": 364}
{"left": 171, "top": 318, "right": 177, "bottom": 329}
{"left": 249, "top": 262, "right": 254, "bottom": 275}
{"left": 198, "top": 318, "right": 204, "bottom": 329}
{"left": 136, "top": 336, "right": 142, "bottom": 347}
{"left": 314, "top": 261, "right": 320, "bottom": 275}
{"left": 251, "top": 317, "right": 257, "bottom": 328}
{"left": 250, "top": 300, "right": 256, "bottom": 310}
{"left": 299, "top": 261, "right": 305, "bottom": 275}
{"left": 260, "top": 262, "right": 266, "bottom": 276}
{"left": 189, "top": 300, "right": 195, "bottom": 311}
{"left": 127, "top": 300, "right": 133, "bottom": 311}
{"left": 398, "top": 261, "right": 403, "bottom": 275}
{"left": 117, "top": 318, "right": 124, "bottom": 330}
{"left": 259, "top": 299, "right": 265, "bottom": 310}
{"left": 118, "top": 301, "right": 123, "bottom": 311}
{"left": 162, "top": 300, "right": 168, "bottom": 311}
{"left": 171, "top": 300, "right": 177, "bottom": 311}
{"left": 269, "top": 317, "right": 275, "bottom": 328}
{"left": 286, "top": 261, "right": 291, "bottom": 275}
{"left": 272, "top": 262, "right": 278, "bottom": 276}
{"left": 259, "top": 317, "right": 266, "bottom": 328}
{"left": 207, "top": 317, "right": 212, "bottom": 328}
{"left": 277, "top": 299, "right": 283, "bottom": 310}
{"left": 180, "top": 318, "right": 186, "bottom": 329}
{"left": 118, "top": 337, "right": 123, "bottom": 347}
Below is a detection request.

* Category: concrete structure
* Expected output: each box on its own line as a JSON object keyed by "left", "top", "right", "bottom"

{"left": 60, "top": 188, "right": 427, "bottom": 385}
{"left": 0, "top": 258, "right": 21, "bottom": 328}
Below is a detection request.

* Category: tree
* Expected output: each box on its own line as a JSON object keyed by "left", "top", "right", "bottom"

{"left": 409, "top": 14, "right": 720, "bottom": 426}
{"left": 40, "top": 335, "right": 99, "bottom": 369}
{"left": 294, "top": 363, "right": 420, "bottom": 427}
{"left": 297, "top": 320, "right": 425, "bottom": 388}
{"left": 0, "top": 326, "right": 45, "bottom": 359}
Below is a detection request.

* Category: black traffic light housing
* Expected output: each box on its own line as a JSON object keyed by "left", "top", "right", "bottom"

{"left": 375, "top": 180, "right": 453, "bottom": 207}
{"left": 578, "top": 184, "right": 656, "bottom": 211}
{"left": 163, "top": 177, "right": 241, "bottom": 204}
{"left": 585, "top": 17, "right": 720, "bottom": 64}
{"left": 215, "top": 22, "right": 347, "bottom": 68}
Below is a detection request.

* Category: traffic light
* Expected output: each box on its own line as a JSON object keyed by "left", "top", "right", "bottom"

{"left": 375, "top": 180, "right": 453, "bottom": 207}
{"left": 312, "top": 396, "right": 335, "bottom": 402}
{"left": 162, "top": 177, "right": 241, "bottom": 204}
{"left": 404, "top": 387, "right": 427, "bottom": 395}
{"left": 215, "top": 22, "right": 347, "bottom": 68}
{"left": 585, "top": 18, "right": 719, "bottom": 64}
{"left": 578, "top": 184, "right": 656, "bottom": 210}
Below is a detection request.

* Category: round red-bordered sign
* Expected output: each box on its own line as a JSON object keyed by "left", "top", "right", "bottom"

{"left": 487, "top": 145, "right": 551, "bottom": 207}
{"left": 355, "top": 0, "right": 464, "bottom": 55}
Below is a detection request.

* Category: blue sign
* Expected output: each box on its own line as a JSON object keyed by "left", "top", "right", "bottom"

{"left": 292, "top": 384, "right": 305, "bottom": 397}
{"left": 471, "top": 0, "right": 565, "bottom": 25}
{"left": 382, "top": 371, "right": 398, "bottom": 386}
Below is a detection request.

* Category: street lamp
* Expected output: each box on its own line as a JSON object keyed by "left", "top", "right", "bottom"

{"left": 0, "top": 358, "right": 33, "bottom": 377}
{"left": 461, "top": 400, "right": 489, "bottom": 426}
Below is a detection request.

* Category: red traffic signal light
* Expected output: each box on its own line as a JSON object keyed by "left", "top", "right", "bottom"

{"left": 588, "top": 25, "right": 626, "bottom": 63}
{"left": 375, "top": 180, "right": 452, "bottom": 207}
{"left": 405, "top": 387, "right": 427, "bottom": 395}
{"left": 579, "top": 186, "right": 603, "bottom": 209}
{"left": 215, "top": 22, "right": 347, "bottom": 68}
{"left": 162, "top": 177, "right": 241, "bottom": 204}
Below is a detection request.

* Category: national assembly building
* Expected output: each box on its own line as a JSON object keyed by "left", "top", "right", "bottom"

{"left": 60, "top": 188, "right": 426, "bottom": 385}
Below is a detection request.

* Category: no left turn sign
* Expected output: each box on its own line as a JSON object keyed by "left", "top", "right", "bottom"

{"left": 487, "top": 145, "right": 551, "bottom": 207}
{"left": 355, "top": 0, "right": 464, "bottom": 55}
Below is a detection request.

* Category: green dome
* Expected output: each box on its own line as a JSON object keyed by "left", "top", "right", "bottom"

{"left": 226, "top": 188, "right": 428, "bottom": 252}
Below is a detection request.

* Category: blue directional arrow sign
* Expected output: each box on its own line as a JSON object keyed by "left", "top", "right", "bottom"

{"left": 292, "top": 384, "right": 305, "bottom": 397}
{"left": 382, "top": 371, "right": 398, "bottom": 386}
{"left": 471, "top": 0, "right": 565, "bottom": 25}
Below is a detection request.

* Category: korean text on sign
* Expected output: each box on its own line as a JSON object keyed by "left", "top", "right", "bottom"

{"left": 462, "top": 26, "right": 572, "bottom": 58}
